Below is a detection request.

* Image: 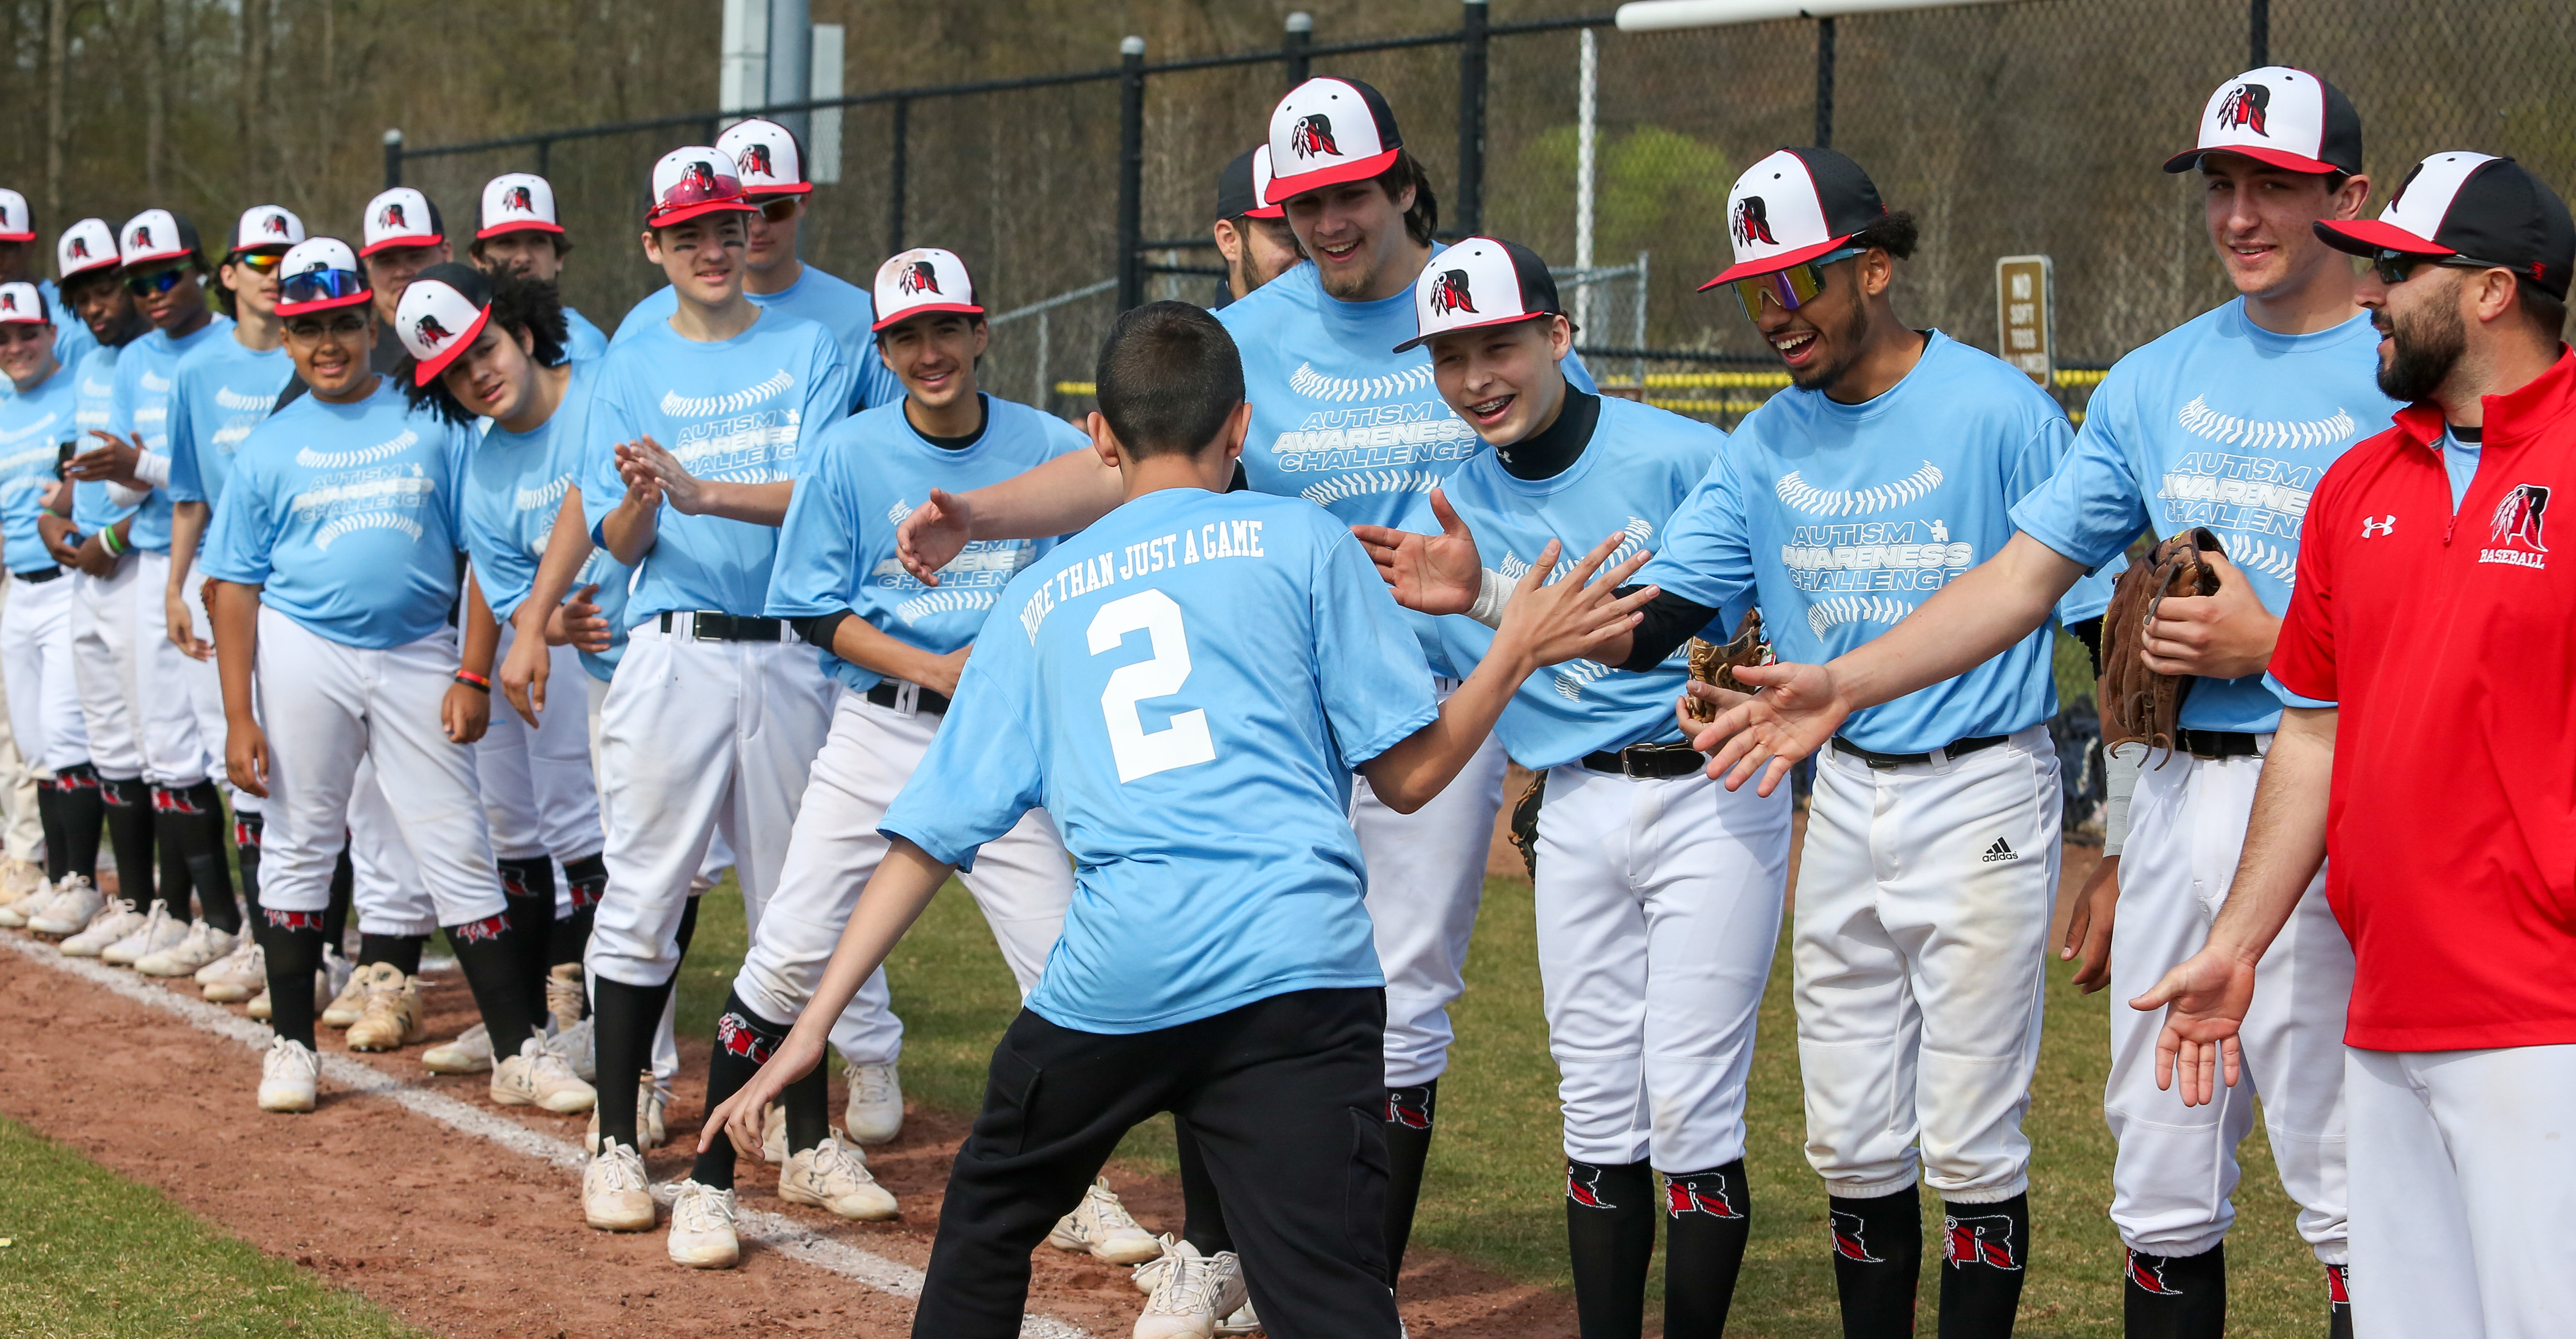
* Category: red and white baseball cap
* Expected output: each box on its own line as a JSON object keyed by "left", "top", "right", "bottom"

{"left": 0, "top": 190, "right": 31, "bottom": 243}
{"left": 274, "top": 238, "right": 373, "bottom": 317}
{"left": 1700, "top": 148, "right": 1889, "bottom": 288}
{"left": 2316, "top": 151, "right": 2576, "bottom": 299}
{"left": 230, "top": 205, "right": 305, "bottom": 256}
{"left": 1265, "top": 77, "right": 1403, "bottom": 205}
{"left": 121, "top": 209, "right": 200, "bottom": 268}
{"left": 478, "top": 174, "right": 562, "bottom": 238}
{"left": 646, "top": 146, "right": 755, "bottom": 227}
{"left": 57, "top": 218, "right": 117, "bottom": 279}
{"left": 1395, "top": 237, "right": 1567, "bottom": 353}
{"left": 870, "top": 248, "right": 980, "bottom": 331}
{"left": 361, "top": 187, "right": 444, "bottom": 256}
{"left": 395, "top": 263, "right": 493, "bottom": 385}
{"left": 2165, "top": 67, "right": 2362, "bottom": 177}
{"left": 719, "top": 119, "right": 810, "bottom": 198}
{"left": 0, "top": 282, "right": 50, "bottom": 325}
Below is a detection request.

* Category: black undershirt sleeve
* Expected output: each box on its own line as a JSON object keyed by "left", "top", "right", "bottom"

{"left": 792, "top": 610, "right": 853, "bottom": 651}
{"left": 1616, "top": 586, "right": 1722, "bottom": 673}
{"left": 2070, "top": 615, "right": 2104, "bottom": 679}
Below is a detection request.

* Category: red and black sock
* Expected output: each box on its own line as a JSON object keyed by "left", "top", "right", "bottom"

{"left": 1830, "top": 1186, "right": 1922, "bottom": 1339}
{"left": 1174, "top": 1117, "right": 1234, "bottom": 1256}
{"left": 154, "top": 781, "right": 237, "bottom": 933}
{"left": 1383, "top": 1079, "right": 1438, "bottom": 1285}
{"left": 321, "top": 846, "right": 353, "bottom": 952}
{"left": 1567, "top": 1157, "right": 1655, "bottom": 1338}
{"left": 100, "top": 775, "right": 156, "bottom": 909}
{"left": 261, "top": 907, "right": 328, "bottom": 1049}
{"left": 2326, "top": 1263, "right": 2351, "bottom": 1339}
{"left": 357, "top": 932, "right": 425, "bottom": 976}
{"left": 693, "top": 991, "right": 825, "bottom": 1189}
{"left": 38, "top": 763, "right": 104, "bottom": 884}
{"left": 446, "top": 911, "right": 541, "bottom": 1052}
{"left": 233, "top": 811, "right": 264, "bottom": 924}
{"left": 496, "top": 855, "right": 557, "bottom": 1027}
{"left": 552, "top": 852, "right": 606, "bottom": 988}
{"left": 591, "top": 972, "right": 673, "bottom": 1152}
{"left": 1939, "top": 1193, "right": 2029, "bottom": 1337}
{"left": 2123, "top": 1244, "right": 2224, "bottom": 1339}
{"left": 1664, "top": 1159, "right": 1753, "bottom": 1334}
{"left": 148, "top": 787, "right": 197, "bottom": 922}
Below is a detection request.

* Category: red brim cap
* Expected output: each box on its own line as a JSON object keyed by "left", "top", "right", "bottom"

{"left": 275, "top": 290, "right": 373, "bottom": 318}
{"left": 474, "top": 220, "right": 564, "bottom": 240}
{"left": 1698, "top": 234, "right": 1856, "bottom": 290}
{"left": 1265, "top": 147, "right": 1401, "bottom": 206}
{"left": 411, "top": 305, "right": 490, "bottom": 386}
{"left": 360, "top": 233, "right": 442, "bottom": 257}
{"left": 744, "top": 182, "right": 813, "bottom": 199}
{"left": 1393, "top": 309, "right": 1555, "bottom": 354}
{"left": 869, "top": 302, "right": 984, "bottom": 333}
{"left": 2313, "top": 217, "right": 2455, "bottom": 258}
{"left": 2163, "top": 145, "right": 2341, "bottom": 176}
{"left": 0, "top": 230, "right": 32, "bottom": 243}
{"left": 122, "top": 245, "right": 194, "bottom": 268}
{"left": 645, "top": 199, "right": 758, "bottom": 228}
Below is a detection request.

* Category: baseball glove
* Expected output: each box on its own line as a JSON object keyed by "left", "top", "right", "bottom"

{"left": 2102, "top": 528, "right": 2223, "bottom": 755}
{"left": 1683, "top": 609, "right": 1774, "bottom": 724}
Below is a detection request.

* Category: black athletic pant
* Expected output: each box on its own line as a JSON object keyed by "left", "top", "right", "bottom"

{"left": 916, "top": 987, "right": 1400, "bottom": 1339}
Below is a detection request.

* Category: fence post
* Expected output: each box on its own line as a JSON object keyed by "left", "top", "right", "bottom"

{"left": 535, "top": 138, "right": 551, "bottom": 177}
{"left": 382, "top": 129, "right": 403, "bottom": 189}
{"left": 1814, "top": 17, "right": 1836, "bottom": 148}
{"left": 1285, "top": 11, "right": 1312, "bottom": 86}
{"left": 1457, "top": 0, "right": 1488, "bottom": 236}
{"left": 2249, "top": 0, "right": 2268, "bottom": 67}
{"left": 886, "top": 98, "right": 909, "bottom": 255}
{"left": 1116, "top": 36, "right": 1147, "bottom": 312}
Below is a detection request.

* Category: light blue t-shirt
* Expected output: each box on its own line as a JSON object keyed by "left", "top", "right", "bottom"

{"left": 883, "top": 488, "right": 1439, "bottom": 1034}
{"left": 2012, "top": 303, "right": 2399, "bottom": 733}
{"left": 83, "top": 315, "right": 232, "bottom": 553}
{"left": 767, "top": 393, "right": 1087, "bottom": 693}
{"left": 166, "top": 335, "right": 292, "bottom": 510}
{"left": 68, "top": 344, "right": 125, "bottom": 536}
{"left": 1641, "top": 330, "right": 2084, "bottom": 755}
{"left": 562, "top": 306, "right": 607, "bottom": 361}
{"left": 458, "top": 361, "right": 633, "bottom": 679}
{"left": 1215, "top": 253, "right": 1598, "bottom": 529}
{"left": 199, "top": 377, "right": 475, "bottom": 650}
{"left": 579, "top": 309, "right": 853, "bottom": 623}
{"left": 1398, "top": 397, "right": 1741, "bottom": 771}
{"left": 611, "top": 265, "right": 903, "bottom": 411}
{"left": 0, "top": 362, "right": 77, "bottom": 573}
{"left": 2443, "top": 428, "right": 2480, "bottom": 511}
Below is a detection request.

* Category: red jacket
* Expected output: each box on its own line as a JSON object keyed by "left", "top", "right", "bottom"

{"left": 2272, "top": 349, "right": 2576, "bottom": 1051}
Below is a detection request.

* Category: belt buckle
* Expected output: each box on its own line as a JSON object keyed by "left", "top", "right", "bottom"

{"left": 690, "top": 613, "right": 725, "bottom": 642}
{"left": 892, "top": 681, "right": 920, "bottom": 715}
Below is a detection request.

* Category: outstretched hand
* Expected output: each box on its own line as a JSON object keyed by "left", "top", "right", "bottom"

{"left": 1691, "top": 661, "right": 1851, "bottom": 796}
{"left": 700, "top": 1030, "right": 828, "bottom": 1161}
{"left": 617, "top": 436, "right": 706, "bottom": 513}
{"left": 1493, "top": 530, "right": 1658, "bottom": 670}
{"left": 895, "top": 488, "right": 973, "bottom": 585}
{"left": 1351, "top": 488, "right": 1481, "bottom": 615}
{"left": 2130, "top": 945, "right": 2256, "bottom": 1107}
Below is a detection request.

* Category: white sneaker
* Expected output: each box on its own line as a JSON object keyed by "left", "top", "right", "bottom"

{"left": 1216, "top": 1300, "right": 1261, "bottom": 1337}
{"left": 525, "top": 1034, "right": 597, "bottom": 1113}
{"left": 422, "top": 1022, "right": 493, "bottom": 1074}
{"left": 582, "top": 1137, "right": 656, "bottom": 1231}
{"left": 844, "top": 1061, "right": 904, "bottom": 1145}
{"left": 777, "top": 1133, "right": 898, "bottom": 1221}
{"left": 764, "top": 1103, "right": 788, "bottom": 1165}
{"left": 103, "top": 902, "right": 187, "bottom": 967}
{"left": 586, "top": 1077, "right": 671, "bottom": 1153}
{"left": 1050, "top": 1176, "right": 1163, "bottom": 1264}
{"left": 257, "top": 1036, "right": 320, "bottom": 1113}
{"left": 343, "top": 964, "right": 427, "bottom": 1051}
{"left": 59, "top": 898, "right": 142, "bottom": 956}
{"left": 320, "top": 955, "right": 370, "bottom": 1027}
{"left": 137, "top": 920, "right": 235, "bottom": 977}
{"left": 1133, "top": 1237, "right": 1247, "bottom": 1339}
{"left": 27, "top": 875, "right": 102, "bottom": 936}
{"left": 548, "top": 1015, "right": 596, "bottom": 1082}
{"left": 246, "top": 984, "right": 273, "bottom": 1019}
{"left": 665, "top": 1179, "right": 741, "bottom": 1268}
{"left": 546, "top": 961, "right": 586, "bottom": 1034}
{"left": 0, "top": 862, "right": 47, "bottom": 926}
{"left": 197, "top": 936, "right": 265, "bottom": 1001}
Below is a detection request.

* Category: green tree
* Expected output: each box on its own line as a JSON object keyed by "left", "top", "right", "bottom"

{"left": 1517, "top": 123, "right": 1731, "bottom": 266}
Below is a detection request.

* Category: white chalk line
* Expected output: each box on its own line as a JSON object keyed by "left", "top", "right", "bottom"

{"left": 1, "top": 932, "right": 1092, "bottom": 1339}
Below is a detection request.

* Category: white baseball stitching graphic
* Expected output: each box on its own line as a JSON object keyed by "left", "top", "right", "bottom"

{"left": 1288, "top": 361, "right": 1436, "bottom": 403}
{"left": 895, "top": 589, "right": 996, "bottom": 624}
{"left": 513, "top": 474, "right": 570, "bottom": 514}
{"left": 214, "top": 384, "right": 276, "bottom": 412}
{"left": 1297, "top": 469, "right": 1446, "bottom": 508}
{"left": 296, "top": 429, "right": 417, "bottom": 470}
{"left": 314, "top": 510, "right": 426, "bottom": 549}
{"left": 1775, "top": 462, "right": 1945, "bottom": 516}
{"left": 1553, "top": 658, "right": 1612, "bottom": 703}
{"left": 2221, "top": 533, "right": 2300, "bottom": 584}
{"left": 2175, "top": 397, "right": 2358, "bottom": 451}
{"left": 886, "top": 499, "right": 915, "bottom": 525}
{"left": 1807, "top": 595, "right": 1916, "bottom": 636}
{"left": 658, "top": 369, "right": 795, "bottom": 419}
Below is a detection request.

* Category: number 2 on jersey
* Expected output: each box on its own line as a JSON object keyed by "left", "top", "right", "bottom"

{"left": 1088, "top": 590, "right": 1217, "bottom": 783}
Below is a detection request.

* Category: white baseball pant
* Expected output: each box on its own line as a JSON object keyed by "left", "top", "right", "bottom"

{"left": 0, "top": 575, "right": 33, "bottom": 861}
{"left": 580, "top": 665, "right": 687, "bottom": 1084}
{"left": 1536, "top": 763, "right": 1791, "bottom": 1172}
{"left": 128, "top": 550, "right": 207, "bottom": 788}
{"left": 2, "top": 569, "right": 82, "bottom": 773}
{"left": 1351, "top": 683, "right": 1508, "bottom": 1088}
{"left": 339, "top": 756, "right": 443, "bottom": 938}
{"left": 178, "top": 567, "right": 252, "bottom": 810}
{"left": 1795, "top": 723, "right": 2061, "bottom": 1203}
{"left": 585, "top": 623, "right": 833, "bottom": 990}
{"left": 69, "top": 562, "right": 143, "bottom": 779}
{"left": 2346, "top": 1044, "right": 2576, "bottom": 1339}
{"left": 739, "top": 689, "right": 1073, "bottom": 1065}
{"left": 249, "top": 607, "right": 505, "bottom": 929}
{"left": 475, "top": 622, "right": 602, "bottom": 863}
{"left": 2106, "top": 744, "right": 2350, "bottom": 1263}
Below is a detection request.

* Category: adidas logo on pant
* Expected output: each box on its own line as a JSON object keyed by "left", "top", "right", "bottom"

{"left": 1980, "top": 837, "right": 2018, "bottom": 864}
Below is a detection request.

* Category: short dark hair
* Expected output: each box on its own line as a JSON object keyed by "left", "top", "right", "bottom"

{"left": 403, "top": 271, "right": 572, "bottom": 425}
{"left": 1848, "top": 209, "right": 1919, "bottom": 261}
{"left": 2521, "top": 276, "right": 2567, "bottom": 341}
{"left": 1371, "top": 150, "right": 1439, "bottom": 249}
{"left": 1094, "top": 301, "right": 1244, "bottom": 460}
{"left": 471, "top": 232, "right": 574, "bottom": 263}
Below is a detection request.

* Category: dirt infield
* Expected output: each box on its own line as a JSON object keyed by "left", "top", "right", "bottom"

{"left": 0, "top": 923, "right": 1576, "bottom": 1338}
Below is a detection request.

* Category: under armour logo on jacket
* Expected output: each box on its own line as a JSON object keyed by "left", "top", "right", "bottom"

{"left": 2362, "top": 515, "right": 2396, "bottom": 538}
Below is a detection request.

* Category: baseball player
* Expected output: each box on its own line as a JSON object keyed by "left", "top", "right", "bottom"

{"left": 1583, "top": 148, "right": 2102, "bottom": 1337}
{"left": 1211, "top": 144, "right": 1302, "bottom": 302}
{"left": 357, "top": 187, "right": 451, "bottom": 374}
{"left": 394, "top": 261, "right": 610, "bottom": 1080}
{"left": 568, "top": 146, "right": 851, "bottom": 1241}
{"left": 2134, "top": 151, "right": 2576, "bottom": 1339}
{"left": 703, "top": 299, "right": 1652, "bottom": 1332}
{"left": 200, "top": 236, "right": 577, "bottom": 1115}
{"left": 610, "top": 118, "right": 903, "bottom": 412}
{"left": 894, "top": 78, "right": 1602, "bottom": 1281}
{"left": 0, "top": 187, "right": 102, "bottom": 376}
{"left": 1353, "top": 237, "right": 1791, "bottom": 1338}
{"left": 470, "top": 173, "right": 609, "bottom": 358}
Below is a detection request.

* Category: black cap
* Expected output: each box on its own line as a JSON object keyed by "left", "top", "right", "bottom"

{"left": 2316, "top": 152, "right": 2576, "bottom": 300}
{"left": 1215, "top": 147, "right": 1286, "bottom": 223}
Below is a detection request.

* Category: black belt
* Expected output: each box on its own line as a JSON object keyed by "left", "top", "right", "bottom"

{"left": 1832, "top": 733, "right": 2008, "bottom": 769}
{"left": 1581, "top": 742, "right": 1707, "bottom": 779}
{"left": 659, "top": 610, "right": 783, "bottom": 643}
{"left": 2175, "top": 728, "right": 2261, "bottom": 760}
{"left": 864, "top": 680, "right": 950, "bottom": 716}
{"left": 10, "top": 566, "right": 63, "bottom": 584}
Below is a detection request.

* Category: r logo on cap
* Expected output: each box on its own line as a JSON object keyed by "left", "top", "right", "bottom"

{"left": 1734, "top": 197, "right": 1777, "bottom": 247}
{"left": 2215, "top": 83, "right": 2270, "bottom": 136}
{"left": 1290, "top": 114, "right": 1341, "bottom": 160}
{"left": 870, "top": 247, "right": 982, "bottom": 331}
{"left": 1429, "top": 269, "right": 1477, "bottom": 316}
{"left": 898, "top": 261, "right": 942, "bottom": 296}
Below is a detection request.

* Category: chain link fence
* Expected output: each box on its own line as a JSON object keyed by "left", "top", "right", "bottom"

{"left": 386, "top": 0, "right": 2576, "bottom": 422}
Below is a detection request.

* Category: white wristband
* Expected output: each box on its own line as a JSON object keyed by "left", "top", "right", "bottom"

{"left": 135, "top": 447, "right": 171, "bottom": 489}
{"left": 2101, "top": 741, "right": 2146, "bottom": 856}
{"left": 105, "top": 479, "right": 151, "bottom": 508}
{"left": 1467, "top": 567, "right": 1513, "bottom": 629}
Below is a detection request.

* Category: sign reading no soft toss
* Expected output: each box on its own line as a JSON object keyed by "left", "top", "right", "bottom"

{"left": 1995, "top": 255, "right": 2051, "bottom": 387}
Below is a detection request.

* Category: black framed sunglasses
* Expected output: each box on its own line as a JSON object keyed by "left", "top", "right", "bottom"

{"left": 2371, "top": 248, "right": 2515, "bottom": 287}
{"left": 757, "top": 197, "right": 799, "bottom": 223}
{"left": 123, "top": 268, "right": 188, "bottom": 297}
